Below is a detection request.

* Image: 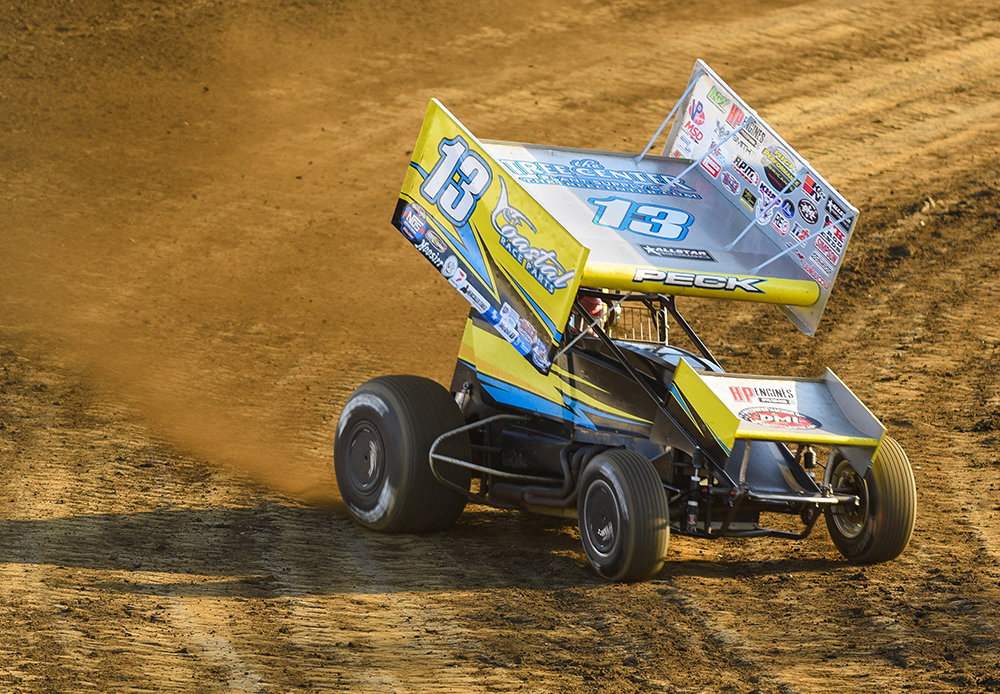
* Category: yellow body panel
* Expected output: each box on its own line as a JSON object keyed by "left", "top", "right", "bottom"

{"left": 459, "top": 319, "right": 652, "bottom": 426}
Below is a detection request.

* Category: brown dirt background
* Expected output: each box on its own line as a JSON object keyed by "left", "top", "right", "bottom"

{"left": 3, "top": 0, "right": 1000, "bottom": 691}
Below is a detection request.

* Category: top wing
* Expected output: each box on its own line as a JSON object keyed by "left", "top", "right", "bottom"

{"left": 394, "top": 63, "right": 859, "bottom": 343}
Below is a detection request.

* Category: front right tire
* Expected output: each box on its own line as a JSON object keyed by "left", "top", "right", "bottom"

{"left": 825, "top": 436, "right": 917, "bottom": 564}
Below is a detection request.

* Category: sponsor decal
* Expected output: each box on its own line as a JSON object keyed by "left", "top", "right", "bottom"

{"left": 741, "top": 188, "right": 757, "bottom": 212}
{"left": 728, "top": 385, "right": 795, "bottom": 406}
{"left": 726, "top": 103, "right": 746, "bottom": 128}
{"left": 792, "top": 223, "right": 811, "bottom": 242}
{"left": 637, "top": 244, "right": 716, "bottom": 262}
{"left": 689, "top": 99, "right": 706, "bottom": 126}
{"left": 424, "top": 228, "right": 448, "bottom": 253}
{"left": 707, "top": 85, "right": 731, "bottom": 111}
{"left": 732, "top": 156, "right": 760, "bottom": 186}
{"left": 492, "top": 179, "right": 575, "bottom": 294}
{"left": 496, "top": 303, "right": 533, "bottom": 356}
{"left": 518, "top": 318, "right": 538, "bottom": 346}
{"left": 800, "top": 260, "right": 830, "bottom": 289}
{"left": 761, "top": 145, "right": 797, "bottom": 191}
{"left": 738, "top": 407, "right": 821, "bottom": 429}
{"left": 756, "top": 184, "right": 777, "bottom": 225}
{"left": 497, "top": 302, "right": 521, "bottom": 341}
{"left": 803, "top": 174, "right": 825, "bottom": 203}
{"left": 819, "top": 224, "right": 847, "bottom": 258}
{"left": 780, "top": 200, "right": 795, "bottom": 219}
{"left": 713, "top": 119, "right": 731, "bottom": 143}
{"left": 701, "top": 153, "right": 721, "bottom": 178}
{"left": 734, "top": 120, "right": 766, "bottom": 153}
{"left": 441, "top": 255, "right": 460, "bottom": 278}
{"left": 415, "top": 238, "right": 445, "bottom": 269}
{"left": 448, "top": 267, "right": 493, "bottom": 315}
{"left": 809, "top": 251, "right": 834, "bottom": 276}
{"left": 798, "top": 198, "right": 819, "bottom": 225}
{"left": 400, "top": 202, "right": 428, "bottom": 242}
{"left": 632, "top": 268, "right": 766, "bottom": 294}
{"left": 499, "top": 158, "right": 702, "bottom": 200}
{"left": 707, "top": 143, "right": 728, "bottom": 166}
{"left": 814, "top": 234, "right": 840, "bottom": 265}
{"left": 683, "top": 120, "right": 705, "bottom": 142}
{"left": 589, "top": 196, "right": 694, "bottom": 241}
{"left": 721, "top": 172, "right": 740, "bottom": 195}
{"left": 771, "top": 215, "right": 790, "bottom": 235}
{"left": 826, "top": 198, "right": 854, "bottom": 231}
{"left": 531, "top": 340, "right": 551, "bottom": 371}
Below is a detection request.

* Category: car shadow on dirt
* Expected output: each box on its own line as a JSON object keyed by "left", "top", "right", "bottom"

{"left": 0, "top": 503, "right": 850, "bottom": 596}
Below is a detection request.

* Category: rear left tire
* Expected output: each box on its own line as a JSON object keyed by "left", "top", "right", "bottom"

{"left": 334, "top": 375, "right": 471, "bottom": 533}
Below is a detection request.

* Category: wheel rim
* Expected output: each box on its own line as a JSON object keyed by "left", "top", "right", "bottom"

{"left": 830, "top": 459, "right": 870, "bottom": 540}
{"left": 346, "top": 422, "right": 385, "bottom": 496}
{"left": 583, "top": 479, "right": 621, "bottom": 558}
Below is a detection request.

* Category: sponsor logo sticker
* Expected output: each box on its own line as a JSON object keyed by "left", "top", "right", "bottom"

{"left": 803, "top": 174, "right": 824, "bottom": 203}
{"left": 728, "top": 385, "right": 795, "bottom": 406}
{"left": 689, "top": 99, "right": 706, "bottom": 126}
{"left": 707, "top": 85, "right": 731, "bottom": 111}
{"left": 733, "top": 156, "right": 760, "bottom": 186}
{"left": 798, "top": 199, "right": 819, "bottom": 225}
{"left": 632, "top": 268, "right": 765, "bottom": 294}
{"left": 637, "top": 244, "right": 716, "bottom": 262}
{"left": 701, "top": 153, "right": 721, "bottom": 178}
{"left": 739, "top": 407, "right": 821, "bottom": 429}
{"left": 727, "top": 103, "right": 745, "bottom": 128}
{"left": 400, "top": 202, "right": 428, "bottom": 242}
{"left": 492, "top": 179, "right": 574, "bottom": 294}
{"left": 721, "top": 172, "right": 740, "bottom": 195}
{"left": 771, "top": 215, "right": 790, "bottom": 235}
{"left": 424, "top": 228, "right": 448, "bottom": 253}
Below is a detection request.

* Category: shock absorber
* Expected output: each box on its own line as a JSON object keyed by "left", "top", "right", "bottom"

{"left": 685, "top": 447, "right": 704, "bottom": 533}
{"left": 803, "top": 445, "right": 816, "bottom": 481}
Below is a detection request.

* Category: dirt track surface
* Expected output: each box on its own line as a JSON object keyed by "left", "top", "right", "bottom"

{"left": 3, "top": 0, "right": 1000, "bottom": 691}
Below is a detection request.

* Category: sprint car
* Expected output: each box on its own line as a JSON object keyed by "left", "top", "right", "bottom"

{"left": 334, "top": 61, "right": 917, "bottom": 582}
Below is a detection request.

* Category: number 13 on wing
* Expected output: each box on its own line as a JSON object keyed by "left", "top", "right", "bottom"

{"left": 420, "top": 136, "right": 493, "bottom": 227}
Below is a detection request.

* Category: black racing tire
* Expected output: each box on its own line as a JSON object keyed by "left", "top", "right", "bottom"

{"left": 334, "top": 375, "right": 471, "bottom": 533}
{"left": 577, "top": 449, "right": 670, "bottom": 582}
{"left": 824, "top": 436, "right": 917, "bottom": 564}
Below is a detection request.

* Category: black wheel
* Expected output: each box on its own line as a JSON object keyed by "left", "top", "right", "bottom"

{"left": 334, "top": 375, "right": 471, "bottom": 533}
{"left": 577, "top": 449, "right": 669, "bottom": 582}
{"left": 824, "top": 436, "right": 916, "bottom": 563}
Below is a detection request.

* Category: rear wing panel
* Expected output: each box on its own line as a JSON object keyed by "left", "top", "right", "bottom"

{"left": 395, "top": 61, "right": 861, "bottom": 342}
{"left": 663, "top": 60, "right": 859, "bottom": 335}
